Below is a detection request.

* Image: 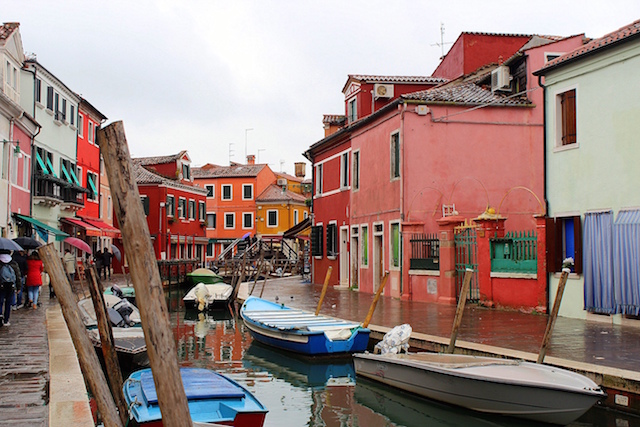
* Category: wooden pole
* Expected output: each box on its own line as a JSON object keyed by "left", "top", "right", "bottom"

{"left": 86, "top": 264, "right": 128, "bottom": 426}
{"left": 38, "top": 244, "right": 123, "bottom": 427}
{"left": 249, "top": 256, "right": 265, "bottom": 296}
{"left": 314, "top": 266, "right": 333, "bottom": 316}
{"left": 537, "top": 269, "right": 570, "bottom": 364}
{"left": 362, "top": 272, "right": 390, "bottom": 328}
{"left": 98, "top": 121, "right": 191, "bottom": 426}
{"left": 446, "top": 268, "right": 473, "bottom": 354}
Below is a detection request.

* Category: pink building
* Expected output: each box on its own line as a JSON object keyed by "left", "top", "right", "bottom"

{"left": 307, "top": 32, "right": 586, "bottom": 311}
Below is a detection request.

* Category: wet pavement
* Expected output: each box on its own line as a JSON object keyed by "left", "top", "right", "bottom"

{"left": 0, "top": 289, "right": 55, "bottom": 426}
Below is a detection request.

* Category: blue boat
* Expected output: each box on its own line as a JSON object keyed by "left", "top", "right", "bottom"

{"left": 240, "top": 296, "right": 370, "bottom": 356}
{"left": 123, "top": 367, "right": 268, "bottom": 427}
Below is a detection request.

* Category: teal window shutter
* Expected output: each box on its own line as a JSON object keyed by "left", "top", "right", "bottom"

{"left": 69, "top": 165, "right": 80, "bottom": 186}
{"left": 35, "top": 152, "right": 49, "bottom": 174}
{"left": 46, "top": 157, "right": 58, "bottom": 178}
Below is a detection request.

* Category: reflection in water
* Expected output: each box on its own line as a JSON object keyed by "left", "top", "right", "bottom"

{"left": 169, "top": 306, "right": 626, "bottom": 427}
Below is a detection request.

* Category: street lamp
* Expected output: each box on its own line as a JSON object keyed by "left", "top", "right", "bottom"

{"left": 1, "top": 139, "right": 22, "bottom": 158}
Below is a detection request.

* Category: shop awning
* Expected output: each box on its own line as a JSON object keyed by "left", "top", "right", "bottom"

{"left": 15, "top": 214, "right": 69, "bottom": 242}
{"left": 283, "top": 217, "right": 312, "bottom": 239}
{"left": 61, "top": 217, "right": 102, "bottom": 237}
{"left": 81, "top": 218, "right": 121, "bottom": 238}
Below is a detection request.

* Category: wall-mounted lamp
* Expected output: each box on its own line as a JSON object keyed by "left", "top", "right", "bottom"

{"left": 2, "top": 139, "right": 22, "bottom": 158}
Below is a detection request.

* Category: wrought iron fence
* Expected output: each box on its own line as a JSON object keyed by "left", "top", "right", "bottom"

{"left": 409, "top": 233, "right": 439, "bottom": 270}
{"left": 490, "top": 231, "right": 537, "bottom": 273}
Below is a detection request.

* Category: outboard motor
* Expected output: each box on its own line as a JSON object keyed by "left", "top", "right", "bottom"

{"left": 113, "top": 299, "right": 135, "bottom": 327}
{"left": 111, "top": 285, "right": 124, "bottom": 299}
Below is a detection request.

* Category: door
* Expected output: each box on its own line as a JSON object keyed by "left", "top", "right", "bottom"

{"left": 339, "top": 226, "right": 349, "bottom": 287}
{"left": 351, "top": 232, "right": 359, "bottom": 289}
{"left": 454, "top": 223, "right": 479, "bottom": 301}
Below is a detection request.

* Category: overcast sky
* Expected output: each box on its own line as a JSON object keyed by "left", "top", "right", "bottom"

{"left": 4, "top": 1, "right": 639, "bottom": 177}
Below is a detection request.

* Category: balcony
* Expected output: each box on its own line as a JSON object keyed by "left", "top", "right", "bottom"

{"left": 61, "top": 184, "right": 87, "bottom": 212}
{"left": 33, "top": 172, "right": 64, "bottom": 206}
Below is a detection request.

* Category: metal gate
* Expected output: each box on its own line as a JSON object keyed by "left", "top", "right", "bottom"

{"left": 454, "top": 220, "right": 479, "bottom": 301}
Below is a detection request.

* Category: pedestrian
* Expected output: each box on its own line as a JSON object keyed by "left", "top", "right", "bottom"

{"left": 0, "top": 250, "right": 21, "bottom": 326}
{"left": 102, "top": 248, "right": 113, "bottom": 280}
{"left": 63, "top": 249, "right": 76, "bottom": 285}
{"left": 12, "top": 249, "right": 27, "bottom": 309}
{"left": 25, "top": 251, "right": 44, "bottom": 310}
{"left": 94, "top": 248, "right": 104, "bottom": 279}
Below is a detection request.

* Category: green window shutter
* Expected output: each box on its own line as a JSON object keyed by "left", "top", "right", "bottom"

{"left": 61, "top": 163, "right": 72, "bottom": 183}
{"left": 35, "top": 152, "right": 49, "bottom": 174}
{"left": 69, "top": 166, "right": 80, "bottom": 186}
{"left": 46, "top": 157, "right": 58, "bottom": 178}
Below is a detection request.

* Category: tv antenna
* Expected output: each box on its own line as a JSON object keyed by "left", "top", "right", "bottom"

{"left": 228, "top": 143, "right": 235, "bottom": 164}
{"left": 431, "top": 22, "right": 453, "bottom": 59}
{"left": 279, "top": 159, "right": 285, "bottom": 172}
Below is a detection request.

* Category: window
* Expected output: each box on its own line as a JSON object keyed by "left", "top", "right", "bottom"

{"left": 340, "top": 152, "right": 349, "bottom": 189}
{"left": 88, "top": 121, "right": 94, "bottom": 143}
{"left": 107, "top": 196, "right": 112, "bottom": 219}
{"left": 315, "top": 164, "right": 323, "bottom": 195}
{"left": 267, "top": 210, "right": 278, "bottom": 227}
{"left": 557, "top": 89, "right": 577, "bottom": 147}
{"left": 46, "top": 86, "right": 54, "bottom": 111}
{"left": 54, "top": 93, "right": 60, "bottom": 121}
{"left": 182, "top": 163, "right": 191, "bottom": 180}
{"left": 207, "top": 213, "right": 216, "bottom": 229}
{"left": 188, "top": 199, "right": 195, "bottom": 220}
{"left": 205, "top": 185, "right": 214, "bottom": 198}
{"left": 222, "top": 184, "right": 232, "bottom": 200}
{"left": 311, "top": 225, "right": 323, "bottom": 257}
{"left": 347, "top": 97, "right": 357, "bottom": 123}
{"left": 546, "top": 216, "right": 582, "bottom": 274}
{"left": 78, "top": 114, "right": 84, "bottom": 137}
{"left": 198, "top": 201, "right": 205, "bottom": 221}
{"left": 70, "top": 105, "right": 75, "bottom": 126}
{"left": 59, "top": 98, "right": 67, "bottom": 122}
{"left": 390, "top": 132, "right": 400, "bottom": 179}
{"left": 140, "top": 196, "right": 149, "bottom": 216}
{"left": 242, "top": 184, "right": 253, "bottom": 200}
{"left": 243, "top": 212, "right": 253, "bottom": 229}
{"left": 35, "top": 78, "right": 42, "bottom": 103}
{"left": 22, "top": 156, "right": 29, "bottom": 188}
{"left": 303, "top": 211, "right": 309, "bottom": 219}
{"left": 224, "top": 213, "right": 235, "bottom": 229}
{"left": 166, "top": 195, "right": 175, "bottom": 217}
{"left": 352, "top": 150, "right": 360, "bottom": 190}
{"left": 326, "top": 223, "right": 337, "bottom": 257}
{"left": 86, "top": 171, "right": 98, "bottom": 201}
{"left": 390, "top": 222, "right": 400, "bottom": 269}
{"left": 178, "top": 197, "right": 186, "bottom": 218}
{"left": 294, "top": 210, "right": 299, "bottom": 225}
{"left": 361, "top": 225, "right": 369, "bottom": 266}
{"left": 206, "top": 242, "right": 213, "bottom": 257}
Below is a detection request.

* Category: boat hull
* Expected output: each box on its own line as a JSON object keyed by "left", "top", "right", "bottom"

{"left": 240, "top": 296, "right": 370, "bottom": 356}
{"left": 354, "top": 352, "right": 605, "bottom": 425}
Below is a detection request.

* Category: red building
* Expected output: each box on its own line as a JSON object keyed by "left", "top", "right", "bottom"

{"left": 132, "top": 151, "right": 208, "bottom": 263}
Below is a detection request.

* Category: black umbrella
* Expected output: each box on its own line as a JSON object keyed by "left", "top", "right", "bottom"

{"left": 0, "top": 237, "right": 24, "bottom": 252}
{"left": 13, "top": 236, "right": 42, "bottom": 250}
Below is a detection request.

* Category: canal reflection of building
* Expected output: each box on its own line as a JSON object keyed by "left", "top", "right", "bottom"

{"left": 175, "top": 308, "right": 248, "bottom": 364}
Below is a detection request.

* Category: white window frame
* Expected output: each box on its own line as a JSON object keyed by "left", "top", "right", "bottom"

{"left": 198, "top": 200, "right": 205, "bottom": 222}
{"left": 207, "top": 212, "right": 216, "bottom": 229}
{"left": 166, "top": 195, "right": 175, "bottom": 217}
{"left": 242, "top": 212, "right": 254, "bottom": 229}
{"left": 78, "top": 113, "right": 84, "bottom": 138}
{"left": 242, "top": 183, "right": 253, "bottom": 200}
{"left": 347, "top": 96, "right": 357, "bottom": 123}
{"left": 222, "top": 184, "right": 233, "bottom": 201}
{"left": 389, "top": 220, "right": 401, "bottom": 270}
{"left": 294, "top": 209, "right": 299, "bottom": 225}
{"left": 224, "top": 212, "right": 235, "bottom": 229}
{"left": 266, "top": 209, "right": 278, "bottom": 228}
{"left": 553, "top": 84, "right": 579, "bottom": 152}
{"left": 361, "top": 224, "right": 369, "bottom": 268}
{"left": 340, "top": 151, "right": 349, "bottom": 190}
{"left": 188, "top": 198, "right": 195, "bottom": 220}
{"left": 22, "top": 155, "right": 30, "bottom": 189}
{"left": 107, "top": 196, "right": 112, "bottom": 219}
{"left": 390, "top": 131, "right": 400, "bottom": 180}
{"left": 88, "top": 121, "right": 94, "bottom": 144}
{"left": 178, "top": 197, "right": 186, "bottom": 218}
{"left": 352, "top": 149, "right": 360, "bottom": 191}
{"left": 315, "top": 164, "right": 323, "bottom": 195}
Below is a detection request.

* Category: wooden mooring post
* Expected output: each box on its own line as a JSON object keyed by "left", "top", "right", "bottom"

{"left": 362, "top": 272, "right": 389, "bottom": 328}
{"left": 446, "top": 268, "right": 473, "bottom": 354}
{"left": 86, "top": 263, "right": 128, "bottom": 425}
{"left": 38, "top": 244, "right": 123, "bottom": 427}
{"left": 538, "top": 269, "right": 570, "bottom": 364}
{"left": 315, "top": 266, "right": 332, "bottom": 316}
{"left": 98, "top": 121, "right": 191, "bottom": 426}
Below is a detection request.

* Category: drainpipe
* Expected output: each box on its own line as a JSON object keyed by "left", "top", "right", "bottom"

{"left": 538, "top": 74, "right": 550, "bottom": 314}
{"left": 399, "top": 102, "right": 407, "bottom": 295}
{"left": 24, "top": 63, "right": 39, "bottom": 218}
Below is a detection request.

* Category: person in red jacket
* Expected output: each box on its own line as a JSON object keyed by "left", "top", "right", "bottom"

{"left": 25, "top": 252, "right": 44, "bottom": 310}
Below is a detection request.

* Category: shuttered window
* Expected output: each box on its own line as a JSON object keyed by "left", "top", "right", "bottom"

{"left": 546, "top": 215, "right": 582, "bottom": 274}
{"left": 326, "top": 223, "right": 337, "bottom": 257}
{"left": 560, "top": 89, "right": 577, "bottom": 146}
{"left": 311, "top": 225, "right": 323, "bottom": 257}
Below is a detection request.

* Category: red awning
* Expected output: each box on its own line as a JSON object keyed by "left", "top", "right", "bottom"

{"left": 61, "top": 217, "right": 102, "bottom": 237}
{"left": 81, "top": 218, "right": 122, "bottom": 238}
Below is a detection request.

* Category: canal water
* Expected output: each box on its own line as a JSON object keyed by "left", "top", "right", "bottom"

{"left": 165, "top": 302, "right": 640, "bottom": 427}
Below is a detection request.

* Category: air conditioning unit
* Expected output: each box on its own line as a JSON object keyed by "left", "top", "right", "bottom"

{"left": 277, "top": 178, "right": 287, "bottom": 186}
{"left": 374, "top": 83, "right": 394, "bottom": 99}
{"left": 491, "top": 66, "right": 512, "bottom": 92}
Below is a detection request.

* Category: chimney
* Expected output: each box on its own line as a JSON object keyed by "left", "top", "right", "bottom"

{"left": 247, "top": 154, "right": 256, "bottom": 165}
{"left": 294, "top": 162, "right": 305, "bottom": 178}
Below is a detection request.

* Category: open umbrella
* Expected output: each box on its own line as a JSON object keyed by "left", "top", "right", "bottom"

{"left": 111, "top": 244, "right": 121, "bottom": 262}
{"left": 13, "top": 236, "right": 42, "bottom": 250}
{"left": 64, "top": 237, "right": 92, "bottom": 254}
{"left": 0, "top": 237, "right": 23, "bottom": 252}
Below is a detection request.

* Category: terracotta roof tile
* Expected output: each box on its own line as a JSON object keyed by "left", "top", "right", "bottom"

{"left": 0, "top": 23, "right": 19, "bottom": 42}
{"left": 347, "top": 75, "right": 448, "bottom": 84}
{"left": 133, "top": 151, "right": 187, "bottom": 166}
{"left": 134, "top": 163, "right": 207, "bottom": 194}
{"left": 192, "top": 164, "right": 265, "bottom": 178}
{"left": 402, "top": 82, "right": 532, "bottom": 107}
{"left": 323, "top": 114, "right": 346, "bottom": 125}
{"left": 256, "top": 184, "right": 308, "bottom": 204}
{"left": 536, "top": 19, "right": 640, "bottom": 74}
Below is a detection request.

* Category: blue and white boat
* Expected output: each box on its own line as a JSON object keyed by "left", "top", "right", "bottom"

{"left": 123, "top": 367, "right": 268, "bottom": 427}
{"left": 240, "top": 296, "right": 370, "bottom": 356}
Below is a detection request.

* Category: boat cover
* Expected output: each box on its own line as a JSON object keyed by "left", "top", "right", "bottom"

{"left": 140, "top": 368, "right": 245, "bottom": 404}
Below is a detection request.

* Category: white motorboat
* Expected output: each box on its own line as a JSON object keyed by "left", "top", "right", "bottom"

{"left": 183, "top": 282, "right": 233, "bottom": 311}
{"left": 354, "top": 352, "right": 605, "bottom": 425}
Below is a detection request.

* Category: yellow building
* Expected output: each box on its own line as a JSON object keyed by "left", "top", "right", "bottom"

{"left": 255, "top": 184, "right": 309, "bottom": 238}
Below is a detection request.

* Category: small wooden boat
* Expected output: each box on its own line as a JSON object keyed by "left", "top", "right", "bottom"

{"left": 104, "top": 284, "right": 136, "bottom": 304}
{"left": 354, "top": 352, "right": 605, "bottom": 425}
{"left": 123, "top": 367, "right": 268, "bottom": 427}
{"left": 240, "top": 296, "right": 370, "bottom": 356}
{"left": 187, "top": 267, "right": 224, "bottom": 285}
{"left": 183, "top": 282, "right": 234, "bottom": 311}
